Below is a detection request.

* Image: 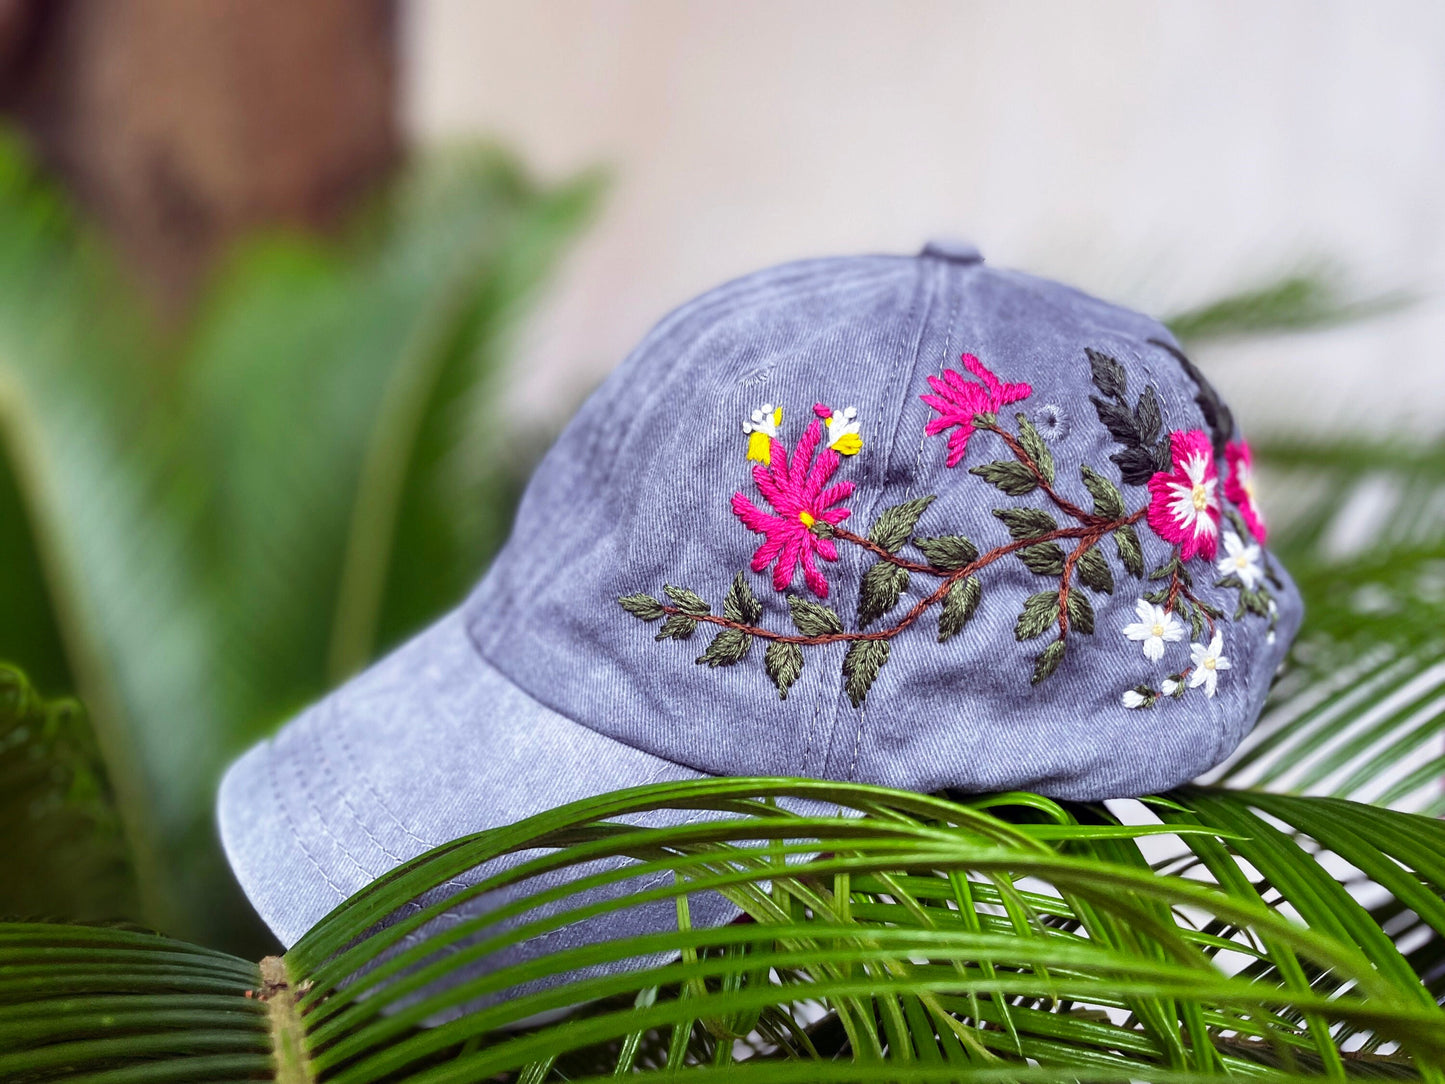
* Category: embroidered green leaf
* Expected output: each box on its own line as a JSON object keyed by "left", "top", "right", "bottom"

{"left": 764, "top": 641, "right": 803, "bottom": 700}
{"left": 1032, "top": 638, "right": 1066, "bottom": 685}
{"left": 1135, "top": 384, "right": 1163, "bottom": 444}
{"left": 970, "top": 460, "right": 1037, "bottom": 496}
{"left": 618, "top": 593, "right": 665, "bottom": 621}
{"left": 1114, "top": 524, "right": 1144, "bottom": 578}
{"left": 663, "top": 584, "right": 710, "bottom": 617}
{"left": 913, "top": 534, "right": 978, "bottom": 571}
{"left": 696, "top": 628, "right": 751, "bottom": 668}
{"left": 1075, "top": 545, "right": 1115, "bottom": 594}
{"left": 1015, "top": 412, "right": 1055, "bottom": 484}
{"left": 939, "top": 577, "right": 981, "bottom": 643}
{"left": 787, "top": 596, "right": 842, "bottom": 637}
{"left": 867, "top": 496, "right": 936, "bottom": 553}
{"left": 1086, "top": 347, "right": 1127, "bottom": 402}
{"left": 1017, "top": 542, "right": 1066, "bottom": 576}
{"left": 994, "top": 507, "right": 1058, "bottom": 540}
{"left": 655, "top": 614, "right": 698, "bottom": 641}
{"left": 1091, "top": 396, "right": 1141, "bottom": 448}
{"left": 858, "top": 562, "right": 909, "bottom": 628}
{"left": 842, "top": 639, "right": 890, "bottom": 707}
{"left": 1066, "top": 589, "right": 1095, "bottom": 635}
{"left": 1014, "top": 591, "right": 1058, "bottom": 641}
{"left": 723, "top": 571, "right": 762, "bottom": 624}
{"left": 1080, "top": 464, "right": 1125, "bottom": 520}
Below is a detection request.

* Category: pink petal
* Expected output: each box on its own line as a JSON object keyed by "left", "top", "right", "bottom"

{"left": 800, "top": 544, "right": 829, "bottom": 598}
{"left": 923, "top": 414, "right": 956, "bottom": 436}
{"left": 815, "top": 535, "right": 839, "bottom": 562}
{"left": 945, "top": 426, "right": 973, "bottom": 467}
{"left": 820, "top": 506, "right": 851, "bottom": 525}
{"left": 963, "top": 354, "right": 1002, "bottom": 399}
{"left": 750, "top": 532, "right": 786, "bottom": 572}
{"left": 753, "top": 465, "right": 797, "bottom": 514}
{"left": 816, "top": 480, "right": 855, "bottom": 510}
{"left": 803, "top": 447, "right": 841, "bottom": 495}
{"left": 731, "top": 493, "right": 783, "bottom": 534}
{"left": 773, "top": 534, "right": 803, "bottom": 591}
{"left": 813, "top": 402, "right": 832, "bottom": 418}
{"left": 789, "top": 421, "right": 822, "bottom": 488}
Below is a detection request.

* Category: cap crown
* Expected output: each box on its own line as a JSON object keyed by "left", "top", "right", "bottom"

{"left": 466, "top": 252, "right": 1300, "bottom": 800}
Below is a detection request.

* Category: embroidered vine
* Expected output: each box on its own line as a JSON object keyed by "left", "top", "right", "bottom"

{"left": 619, "top": 349, "right": 1279, "bottom": 709}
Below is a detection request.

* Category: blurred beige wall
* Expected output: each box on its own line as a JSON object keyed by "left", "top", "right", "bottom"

{"left": 403, "top": 1, "right": 1445, "bottom": 435}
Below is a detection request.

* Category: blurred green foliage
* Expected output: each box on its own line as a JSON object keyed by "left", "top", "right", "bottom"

{"left": 0, "top": 131, "right": 601, "bottom": 949}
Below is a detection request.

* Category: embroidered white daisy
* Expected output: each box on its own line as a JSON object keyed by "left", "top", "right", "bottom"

{"left": 1267, "top": 597, "right": 1279, "bottom": 644}
{"left": 1188, "top": 631, "right": 1231, "bottom": 698}
{"left": 1215, "top": 531, "right": 1263, "bottom": 590}
{"left": 1121, "top": 688, "right": 1148, "bottom": 709}
{"left": 1122, "top": 599, "right": 1186, "bottom": 662}
{"left": 742, "top": 404, "right": 783, "bottom": 463}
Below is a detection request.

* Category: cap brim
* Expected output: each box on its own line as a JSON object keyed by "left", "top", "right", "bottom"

{"left": 218, "top": 607, "right": 717, "bottom": 950}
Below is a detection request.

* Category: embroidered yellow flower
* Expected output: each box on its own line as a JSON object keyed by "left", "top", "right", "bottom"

{"left": 742, "top": 404, "right": 783, "bottom": 464}
{"left": 814, "top": 403, "right": 862, "bottom": 455}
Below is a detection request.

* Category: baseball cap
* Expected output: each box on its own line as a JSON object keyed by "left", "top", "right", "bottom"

{"left": 219, "top": 242, "right": 1302, "bottom": 949}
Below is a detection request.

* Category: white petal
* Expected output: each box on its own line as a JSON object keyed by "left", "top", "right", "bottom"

{"left": 1121, "top": 690, "right": 1146, "bottom": 709}
{"left": 1190, "top": 642, "right": 1208, "bottom": 667}
{"left": 1134, "top": 598, "right": 1155, "bottom": 623}
{"left": 1189, "top": 667, "right": 1208, "bottom": 689}
{"left": 1143, "top": 636, "right": 1165, "bottom": 662}
{"left": 1123, "top": 622, "right": 1152, "bottom": 642}
{"left": 1202, "top": 669, "right": 1218, "bottom": 698}
{"left": 1208, "top": 630, "right": 1224, "bottom": 656}
{"left": 1161, "top": 678, "right": 1180, "bottom": 695}
{"left": 1214, "top": 653, "right": 1232, "bottom": 671}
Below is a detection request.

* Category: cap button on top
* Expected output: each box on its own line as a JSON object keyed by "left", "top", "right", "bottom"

{"left": 920, "top": 239, "right": 983, "bottom": 265}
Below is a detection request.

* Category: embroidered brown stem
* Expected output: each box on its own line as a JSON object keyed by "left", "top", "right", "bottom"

{"left": 977, "top": 421, "right": 1099, "bottom": 524}
{"left": 1166, "top": 567, "right": 1217, "bottom": 635}
{"left": 660, "top": 510, "right": 1145, "bottom": 646}
{"left": 827, "top": 525, "right": 937, "bottom": 574}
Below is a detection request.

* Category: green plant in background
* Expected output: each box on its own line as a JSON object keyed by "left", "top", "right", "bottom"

{"left": 1, "top": 242, "right": 1443, "bottom": 1077}
{"left": 0, "top": 131, "right": 602, "bottom": 946}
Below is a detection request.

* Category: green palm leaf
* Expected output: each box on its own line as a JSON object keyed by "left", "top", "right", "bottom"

{"left": 4, "top": 779, "right": 1442, "bottom": 1080}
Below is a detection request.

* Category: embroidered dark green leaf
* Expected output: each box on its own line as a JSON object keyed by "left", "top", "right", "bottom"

{"left": 1086, "top": 348, "right": 1128, "bottom": 401}
{"left": 723, "top": 571, "right": 762, "bottom": 624}
{"left": 787, "top": 596, "right": 843, "bottom": 637}
{"left": 1075, "top": 545, "right": 1114, "bottom": 594}
{"left": 970, "top": 460, "right": 1037, "bottom": 496}
{"left": 1080, "top": 464, "right": 1125, "bottom": 520}
{"left": 1114, "top": 524, "right": 1144, "bottom": 578}
{"left": 1092, "top": 396, "right": 1142, "bottom": 448}
{"left": 618, "top": 593, "right": 665, "bottom": 621}
{"left": 1111, "top": 444, "right": 1162, "bottom": 487}
{"left": 655, "top": 614, "right": 698, "bottom": 641}
{"left": 858, "top": 562, "right": 909, "bottom": 628}
{"left": 764, "top": 641, "right": 803, "bottom": 700}
{"left": 1066, "top": 589, "right": 1095, "bottom": 635}
{"left": 1150, "top": 337, "right": 1234, "bottom": 462}
{"left": 1135, "top": 384, "right": 1163, "bottom": 445}
{"left": 1017, "top": 542, "right": 1066, "bottom": 576}
{"left": 663, "top": 584, "right": 710, "bottom": 617}
{"left": 994, "top": 507, "right": 1058, "bottom": 540}
{"left": 939, "top": 577, "right": 981, "bottom": 642}
{"left": 913, "top": 534, "right": 978, "bottom": 571}
{"left": 1015, "top": 412, "right": 1055, "bottom": 483}
{"left": 867, "top": 496, "right": 936, "bottom": 553}
{"left": 1014, "top": 591, "right": 1059, "bottom": 641}
{"left": 842, "top": 639, "right": 890, "bottom": 707}
{"left": 696, "top": 628, "right": 750, "bottom": 667}
{"left": 1032, "top": 638, "right": 1066, "bottom": 685}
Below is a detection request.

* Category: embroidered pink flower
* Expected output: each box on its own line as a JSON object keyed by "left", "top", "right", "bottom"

{"left": 731, "top": 419, "right": 854, "bottom": 598}
{"left": 921, "top": 354, "right": 1033, "bottom": 467}
{"left": 1224, "top": 440, "right": 1267, "bottom": 542}
{"left": 1146, "top": 429, "right": 1222, "bottom": 561}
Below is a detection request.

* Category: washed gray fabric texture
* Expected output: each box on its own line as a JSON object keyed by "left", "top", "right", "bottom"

{"left": 220, "top": 244, "right": 1302, "bottom": 954}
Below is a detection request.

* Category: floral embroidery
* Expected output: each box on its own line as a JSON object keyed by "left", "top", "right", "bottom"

{"left": 815, "top": 403, "right": 863, "bottom": 455}
{"left": 1146, "top": 429, "right": 1221, "bottom": 561}
{"left": 621, "top": 345, "right": 1276, "bottom": 710}
{"left": 742, "top": 404, "right": 783, "bottom": 464}
{"left": 1225, "top": 440, "right": 1266, "bottom": 541}
{"left": 1122, "top": 599, "right": 1186, "bottom": 662}
{"left": 1188, "top": 631, "right": 1231, "bottom": 697}
{"left": 921, "top": 354, "right": 1032, "bottom": 467}
{"left": 1032, "top": 403, "right": 1069, "bottom": 441}
{"left": 730, "top": 419, "right": 854, "bottom": 598}
{"left": 1215, "top": 531, "right": 1263, "bottom": 590}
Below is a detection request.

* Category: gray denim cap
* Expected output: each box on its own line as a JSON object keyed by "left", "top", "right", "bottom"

{"left": 219, "top": 242, "right": 1301, "bottom": 949}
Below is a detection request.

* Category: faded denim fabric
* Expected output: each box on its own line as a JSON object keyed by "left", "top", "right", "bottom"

{"left": 219, "top": 245, "right": 1302, "bottom": 957}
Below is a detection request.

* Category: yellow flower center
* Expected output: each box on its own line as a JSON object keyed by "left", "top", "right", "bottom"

{"left": 799, "top": 511, "right": 816, "bottom": 527}
{"left": 1151, "top": 623, "right": 1165, "bottom": 638}
{"left": 1235, "top": 554, "right": 1249, "bottom": 569}
{"left": 1204, "top": 656, "right": 1217, "bottom": 670}
{"left": 1191, "top": 483, "right": 1208, "bottom": 511}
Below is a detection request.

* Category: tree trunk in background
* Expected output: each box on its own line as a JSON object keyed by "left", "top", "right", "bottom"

{"left": 0, "top": 0, "right": 398, "bottom": 314}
